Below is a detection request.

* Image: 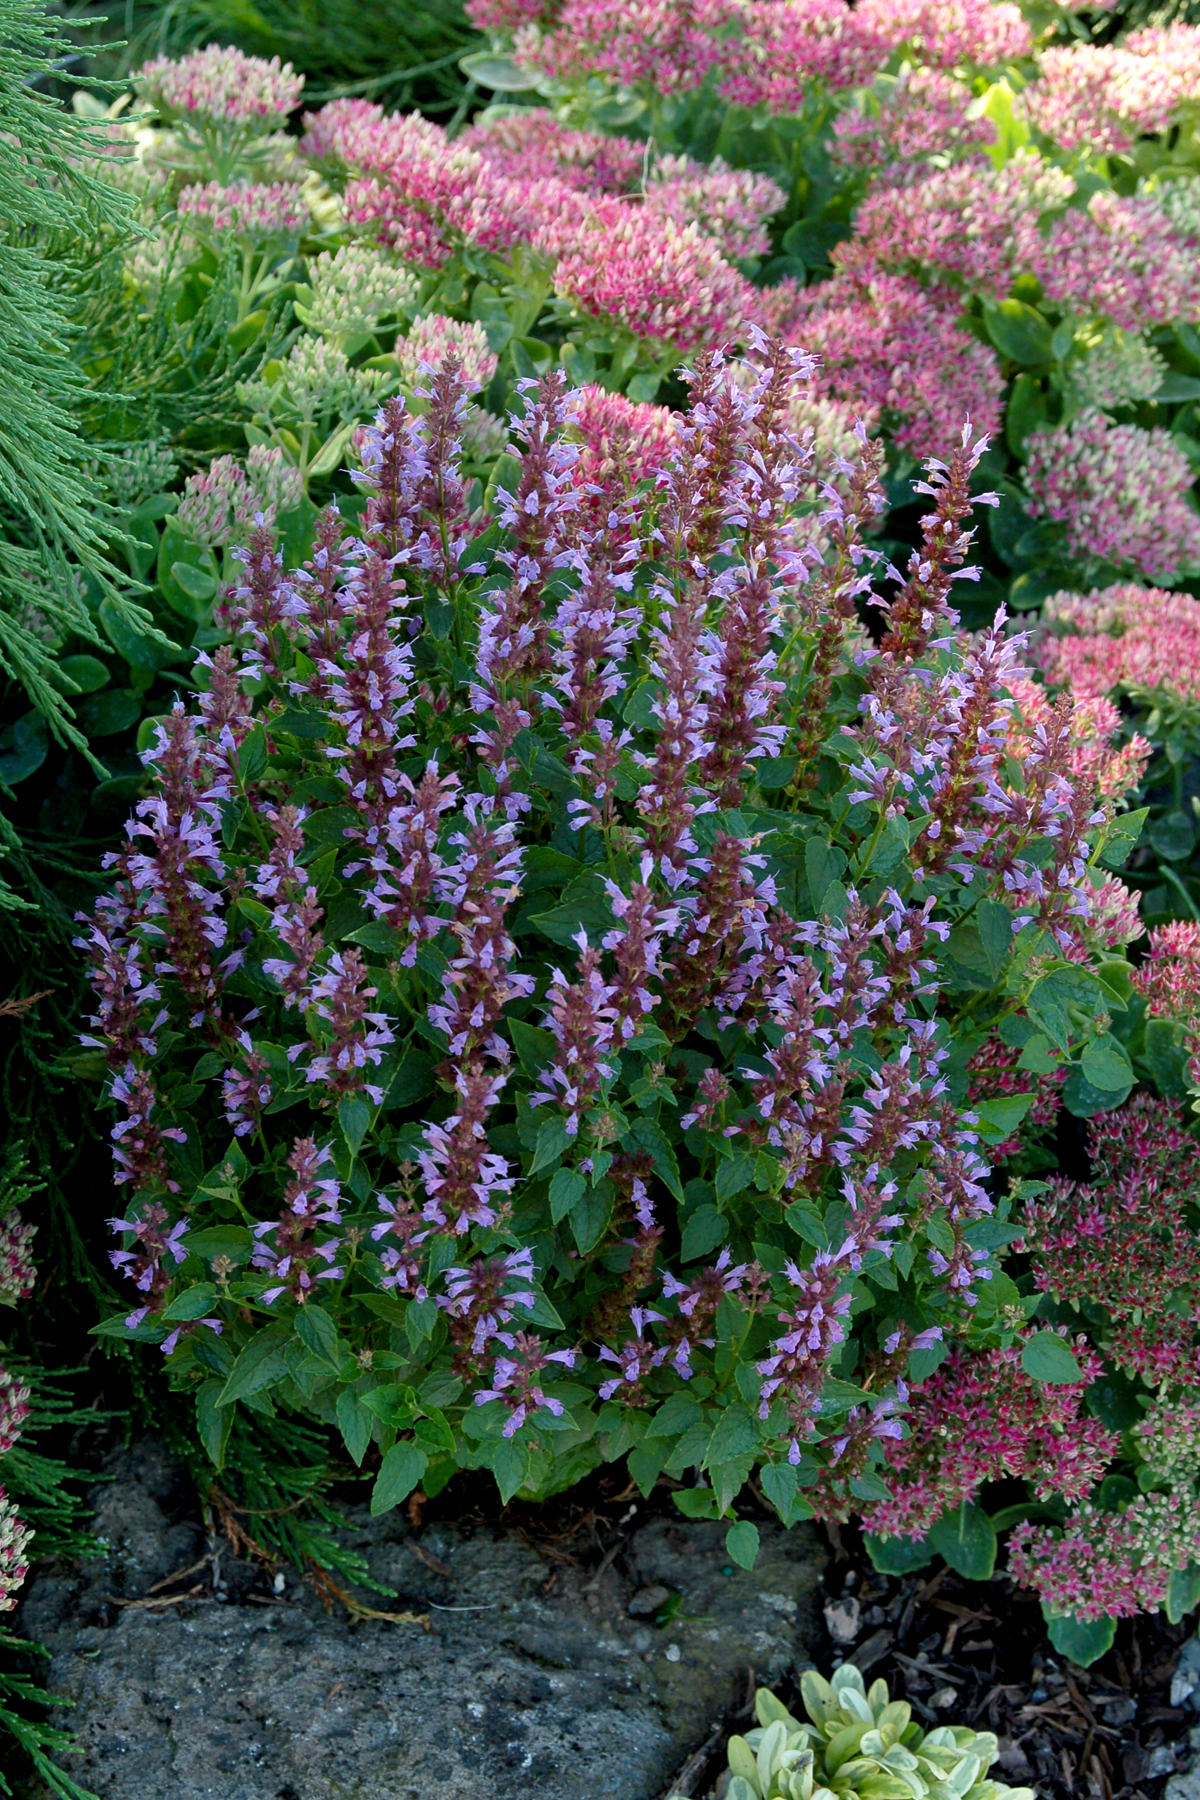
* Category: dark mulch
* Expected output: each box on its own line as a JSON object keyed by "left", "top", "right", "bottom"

{"left": 665, "top": 1523, "right": 1199, "bottom": 1800}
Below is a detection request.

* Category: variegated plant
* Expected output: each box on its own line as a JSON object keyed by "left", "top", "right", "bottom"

{"left": 700, "top": 1666, "right": 1036, "bottom": 1800}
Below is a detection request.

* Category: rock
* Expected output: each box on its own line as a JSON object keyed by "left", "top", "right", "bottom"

{"left": 627, "top": 1585, "right": 671, "bottom": 1618}
{"left": 1169, "top": 1766, "right": 1200, "bottom": 1800}
{"left": 18, "top": 1440, "right": 827, "bottom": 1800}
{"left": 1150, "top": 1747, "right": 1181, "bottom": 1780}
{"left": 823, "top": 1596, "right": 861, "bottom": 1644}
{"left": 1099, "top": 1697, "right": 1137, "bottom": 1727}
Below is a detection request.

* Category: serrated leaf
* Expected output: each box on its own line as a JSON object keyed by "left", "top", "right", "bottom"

{"left": 336, "top": 1389, "right": 373, "bottom": 1467}
{"left": 295, "top": 1303, "right": 340, "bottom": 1368}
{"left": 680, "top": 1203, "right": 727, "bottom": 1262}
{"left": 703, "top": 1401, "right": 758, "bottom": 1469}
{"left": 548, "top": 1167, "right": 586, "bottom": 1223}
{"left": 1080, "top": 1034, "right": 1134, "bottom": 1093}
{"left": 490, "top": 1435, "right": 530, "bottom": 1503}
{"left": 216, "top": 1322, "right": 292, "bottom": 1406}
{"left": 371, "top": 1440, "right": 428, "bottom": 1514}
{"left": 160, "top": 1283, "right": 218, "bottom": 1323}
{"left": 196, "top": 1380, "right": 233, "bottom": 1470}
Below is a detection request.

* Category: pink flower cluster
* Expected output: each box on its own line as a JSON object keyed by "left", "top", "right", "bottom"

{"left": 1025, "top": 1095, "right": 1200, "bottom": 1386}
{"left": 714, "top": 0, "right": 885, "bottom": 113}
{"left": 0, "top": 1490, "right": 30, "bottom": 1614}
{"left": 0, "top": 1365, "right": 30, "bottom": 1457}
{"left": 831, "top": 70, "right": 994, "bottom": 176}
{"left": 1040, "top": 582, "right": 1200, "bottom": 705}
{"left": 514, "top": 0, "right": 739, "bottom": 96}
{"left": 177, "top": 445, "right": 303, "bottom": 546}
{"left": 0, "top": 1211, "right": 34, "bottom": 1306}
{"left": 861, "top": 1332, "right": 1115, "bottom": 1541}
{"left": 503, "top": 0, "right": 1030, "bottom": 108}
{"left": 396, "top": 315, "right": 499, "bottom": 393}
{"left": 1024, "top": 28, "right": 1200, "bottom": 156}
{"left": 176, "top": 180, "right": 308, "bottom": 238}
{"left": 1025, "top": 409, "right": 1200, "bottom": 587}
{"left": 1132, "top": 922, "right": 1200, "bottom": 1093}
{"left": 566, "top": 384, "right": 678, "bottom": 534}
{"left": 785, "top": 273, "right": 1004, "bottom": 458}
{"left": 140, "top": 43, "right": 304, "bottom": 127}
{"left": 460, "top": 110, "right": 643, "bottom": 195}
{"left": 552, "top": 201, "right": 759, "bottom": 353}
{"left": 646, "top": 155, "right": 786, "bottom": 261}
{"left": 1011, "top": 1494, "right": 1200, "bottom": 1621}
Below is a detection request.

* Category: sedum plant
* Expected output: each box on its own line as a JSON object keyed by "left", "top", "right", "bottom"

{"left": 699, "top": 1667, "right": 1033, "bottom": 1800}
{"left": 76, "top": 333, "right": 1142, "bottom": 1548}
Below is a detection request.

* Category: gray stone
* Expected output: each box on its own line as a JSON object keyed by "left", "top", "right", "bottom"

{"left": 19, "top": 1440, "right": 826, "bottom": 1800}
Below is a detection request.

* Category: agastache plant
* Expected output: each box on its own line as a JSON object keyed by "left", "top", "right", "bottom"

{"left": 80, "top": 336, "right": 1144, "bottom": 1576}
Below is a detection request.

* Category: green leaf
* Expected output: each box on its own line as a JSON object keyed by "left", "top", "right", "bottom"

{"left": 196, "top": 1381, "right": 233, "bottom": 1471}
{"left": 1080, "top": 1034, "right": 1134, "bottom": 1093}
{"left": 160, "top": 1283, "right": 218, "bottom": 1323}
{"left": 703, "top": 1401, "right": 758, "bottom": 1469}
{"left": 55, "top": 653, "right": 110, "bottom": 694}
{"left": 1149, "top": 809, "right": 1196, "bottom": 863}
{"left": 570, "top": 1180, "right": 612, "bottom": 1254}
{"left": 865, "top": 1532, "right": 934, "bottom": 1575}
{"left": 673, "top": 1486, "right": 719, "bottom": 1518}
{"left": 1043, "top": 1608, "right": 1117, "bottom": 1667}
{"left": 184, "top": 1225, "right": 253, "bottom": 1266}
{"left": 977, "top": 898, "right": 1014, "bottom": 976}
{"left": 216, "top": 1322, "right": 292, "bottom": 1406}
{"left": 1167, "top": 1564, "right": 1200, "bottom": 1625}
{"left": 984, "top": 299, "right": 1054, "bottom": 366}
{"left": 490, "top": 1435, "right": 531, "bottom": 1503}
{"left": 1027, "top": 967, "right": 1100, "bottom": 1052}
{"left": 459, "top": 49, "right": 543, "bottom": 89}
{"left": 337, "top": 1093, "right": 373, "bottom": 1156}
{"left": 549, "top": 1167, "right": 586, "bottom": 1223}
{"left": 928, "top": 1503, "right": 996, "bottom": 1580}
{"left": 1022, "top": 1330, "right": 1083, "bottom": 1385}
{"left": 760, "top": 1461, "right": 812, "bottom": 1527}
{"left": 370, "top": 1440, "right": 428, "bottom": 1515}
{"left": 680, "top": 1203, "right": 728, "bottom": 1262}
{"left": 625, "top": 1117, "right": 684, "bottom": 1202}
{"left": 725, "top": 1520, "right": 760, "bottom": 1570}
{"left": 529, "top": 1114, "right": 570, "bottom": 1176}
{"left": 510, "top": 1017, "right": 558, "bottom": 1077}
{"left": 0, "top": 711, "right": 48, "bottom": 785}
{"left": 1006, "top": 372, "right": 1049, "bottom": 457}
{"left": 295, "top": 1303, "right": 340, "bottom": 1368}
{"left": 1145, "top": 1017, "right": 1190, "bottom": 1099}
{"left": 647, "top": 1393, "right": 704, "bottom": 1438}
{"left": 1098, "top": 807, "right": 1147, "bottom": 869}
{"left": 972, "top": 1093, "right": 1036, "bottom": 1139}
{"left": 529, "top": 872, "right": 614, "bottom": 949}
{"left": 805, "top": 836, "right": 848, "bottom": 914}
{"left": 715, "top": 1154, "right": 755, "bottom": 1204}
{"left": 336, "top": 1389, "right": 373, "bottom": 1467}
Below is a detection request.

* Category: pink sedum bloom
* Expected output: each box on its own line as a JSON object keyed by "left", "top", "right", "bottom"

{"left": 0, "top": 1490, "right": 30, "bottom": 1613}
{"left": 1025, "top": 410, "right": 1200, "bottom": 586}
{"left": 551, "top": 199, "right": 759, "bottom": 352}
{"left": 396, "top": 315, "right": 499, "bottom": 394}
{"left": 1040, "top": 582, "right": 1200, "bottom": 705}
{"left": 176, "top": 179, "right": 308, "bottom": 238}
{"left": 139, "top": 43, "right": 304, "bottom": 127}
